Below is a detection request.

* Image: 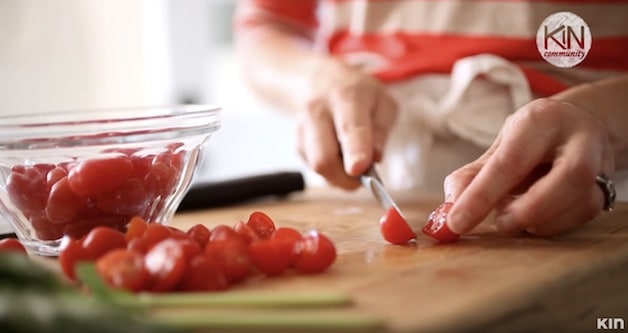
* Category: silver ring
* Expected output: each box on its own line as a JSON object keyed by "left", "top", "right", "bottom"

{"left": 596, "top": 173, "right": 616, "bottom": 212}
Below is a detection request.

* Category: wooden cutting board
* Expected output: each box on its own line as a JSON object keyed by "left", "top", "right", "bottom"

{"left": 170, "top": 187, "right": 628, "bottom": 333}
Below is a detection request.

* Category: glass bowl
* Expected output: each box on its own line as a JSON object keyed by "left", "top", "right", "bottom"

{"left": 0, "top": 105, "right": 221, "bottom": 256}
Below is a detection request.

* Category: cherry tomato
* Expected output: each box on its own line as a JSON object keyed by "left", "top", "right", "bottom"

{"left": 131, "top": 154, "right": 154, "bottom": 180}
{"left": 246, "top": 211, "right": 276, "bottom": 239}
{"left": 205, "top": 240, "right": 251, "bottom": 282}
{"left": 62, "top": 215, "right": 127, "bottom": 240}
{"left": 248, "top": 239, "right": 292, "bottom": 276}
{"left": 45, "top": 167, "right": 68, "bottom": 190}
{"left": 178, "top": 255, "right": 229, "bottom": 292}
{"left": 209, "top": 225, "right": 245, "bottom": 243}
{"left": 33, "top": 163, "right": 56, "bottom": 175}
{"left": 58, "top": 237, "right": 92, "bottom": 281}
{"left": 7, "top": 166, "right": 47, "bottom": 214}
{"left": 379, "top": 207, "right": 416, "bottom": 245}
{"left": 67, "top": 154, "right": 134, "bottom": 197}
{"left": 187, "top": 224, "right": 211, "bottom": 248}
{"left": 233, "top": 221, "right": 260, "bottom": 244}
{"left": 96, "top": 249, "right": 149, "bottom": 293}
{"left": 272, "top": 227, "right": 302, "bottom": 243}
{"left": 30, "top": 214, "right": 65, "bottom": 240}
{"left": 96, "top": 179, "right": 148, "bottom": 216}
{"left": 167, "top": 226, "right": 191, "bottom": 241}
{"left": 81, "top": 226, "right": 127, "bottom": 259}
{"left": 144, "top": 238, "right": 187, "bottom": 292}
{"left": 294, "top": 231, "right": 337, "bottom": 274}
{"left": 124, "top": 216, "right": 149, "bottom": 242}
{"left": 271, "top": 227, "right": 303, "bottom": 266}
{"left": 45, "top": 177, "right": 84, "bottom": 224}
{"left": 142, "top": 223, "right": 172, "bottom": 249}
{"left": 144, "top": 156, "right": 177, "bottom": 197}
{"left": 422, "top": 202, "right": 460, "bottom": 243}
{"left": 0, "top": 238, "right": 27, "bottom": 254}
{"left": 176, "top": 238, "right": 202, "bottom": 259}
{"left": 127, "top": 237, "right": 150, "bottom": 254}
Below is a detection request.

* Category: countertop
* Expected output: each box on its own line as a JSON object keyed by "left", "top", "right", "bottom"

{"left": 169, "top": 186, "right": 628, "bottom": 333}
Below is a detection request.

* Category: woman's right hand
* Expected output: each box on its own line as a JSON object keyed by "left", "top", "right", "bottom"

{"left": 295, "top": 58, "right": 399, "bottom": 189}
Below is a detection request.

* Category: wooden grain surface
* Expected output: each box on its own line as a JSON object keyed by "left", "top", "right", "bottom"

{"left": 170, "top": 187, "right": 628, "bottom": 333}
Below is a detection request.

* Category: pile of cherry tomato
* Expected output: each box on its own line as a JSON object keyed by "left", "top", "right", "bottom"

{"left": 6, "top": 144, "right": 185, "bottom": 241}
{"left": 56, "top": 211, "right": 336, "bottom": 293}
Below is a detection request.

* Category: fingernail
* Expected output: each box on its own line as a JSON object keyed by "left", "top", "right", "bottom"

{"left": 344, "top": 152, "right": 367, "bottom": 175}
{"left": 495, "top": 213, "right": 516, "bottom": 232}
{"left": 447, "top": 211, "right": 472, "bottom": 234}
{"left": 443, "top": 178, "right": 457, "bottom": 202}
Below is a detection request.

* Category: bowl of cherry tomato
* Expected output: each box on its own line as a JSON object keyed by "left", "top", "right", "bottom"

{"left": 0, "top": 105, "right": 221, "bottom": 256}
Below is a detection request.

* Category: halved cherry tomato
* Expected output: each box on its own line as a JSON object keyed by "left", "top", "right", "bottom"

{"left": 233, "top": 221, "right": 260, "bottom": 244}
{"left": 205, "top": 240, "right": 251, "bottom": 282}
{"left": 124, "top": 216, "right": 149, "bottom": 242}
{"left": 246, "top": 211, "right": 276, "bottom": 239}
{"left": 67, "top": 154, "right": 134, "bottom": 197}
{"left": 422, "top": 202, "right": 460, "bottom": 243}
{"left": 81, "top": 226, "right": 127, "bottom": 259}
{"left": 248, "top": 239, "right": 292, "bottom": 276}
{"left": 0, "top": 238, "right": 27, "bottom": 254}
{"left": 96, "top": 249, "right": 149, "bottom": 292}
{"left": 178, "top": 255, "right": 229, "bottom": 292}
{"left": 379, "top": 207, "right": 416, "bottom": 245}
{"left": 58, "top": 237, "right": 92, "bottom": 281}
{"left": 294, "top": 231, "right": 337, "bottom": 274}
{"left": 187, "top": 224, "right": 211, "bottom": 248}
{"left": 144, "top": 238, "right": 187, "bottom": 292}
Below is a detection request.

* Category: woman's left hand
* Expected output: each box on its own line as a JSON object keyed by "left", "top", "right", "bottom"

{"left": 443, "top": 98, "right": 615, "bottom": 237}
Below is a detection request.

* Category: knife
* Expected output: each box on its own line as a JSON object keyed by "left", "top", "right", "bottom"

{"left": 360, "top": 166, "right": 405, "bottom": 216}
{"left": 177, "top": 171, "right": 305, "bottom": 211}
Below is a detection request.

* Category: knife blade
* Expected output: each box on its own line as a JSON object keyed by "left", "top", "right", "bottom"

{"left": 360, "top": 166, "right": 404, "bottom": 216}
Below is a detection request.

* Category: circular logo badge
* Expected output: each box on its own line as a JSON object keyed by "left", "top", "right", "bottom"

{"left": 536, "top": 12, "right": 591, "bottom": 68}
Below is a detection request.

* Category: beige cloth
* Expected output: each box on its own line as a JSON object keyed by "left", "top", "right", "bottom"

{"left": 379, "top": 53, "right": 627, "bottom": 201}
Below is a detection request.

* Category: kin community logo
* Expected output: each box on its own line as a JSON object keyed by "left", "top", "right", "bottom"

{"left": 536, "top": 11, "right": 592, "bottom": 68}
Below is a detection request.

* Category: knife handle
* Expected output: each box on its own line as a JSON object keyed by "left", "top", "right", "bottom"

{"left": 177, "top": 171, "right": 305, "bottom": 211}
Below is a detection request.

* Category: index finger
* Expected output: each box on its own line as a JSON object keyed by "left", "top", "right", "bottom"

{"left": 330, "top": 87, "right": 377, "bottom": 177}
{"left": 446, "top": 115, "right": 555, "bottom": 234}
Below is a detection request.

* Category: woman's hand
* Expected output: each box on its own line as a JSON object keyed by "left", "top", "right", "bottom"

{"left": 443, "top": 98, "right": 614, "bottom": 237}
{"left": 295, "top": 59, "right": 398, "bottom": 189}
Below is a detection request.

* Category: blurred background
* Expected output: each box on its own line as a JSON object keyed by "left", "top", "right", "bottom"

{"left": 0, "top": 0, "right": 315, "bottom": 185}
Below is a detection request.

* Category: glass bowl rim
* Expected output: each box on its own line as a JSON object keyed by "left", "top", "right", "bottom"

{"left": 0, "top": 104, "right": 221, "bottom": 127}
{"left": 0, "top": 104, "right": 221, "bottom": 147}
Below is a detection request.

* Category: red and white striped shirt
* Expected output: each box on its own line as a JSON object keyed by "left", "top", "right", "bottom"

{"left": 237, "top": 0, "right": 628, "bottom": 96}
